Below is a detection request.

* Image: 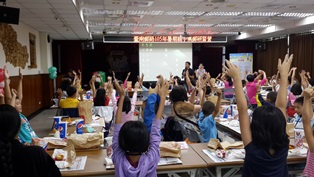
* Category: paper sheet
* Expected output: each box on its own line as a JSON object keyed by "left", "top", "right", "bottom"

{"left": 59, "top": 156, "right": 87, "bottom": 172}
{"left": 202, "top": 149, "right": 244, "bottom": 163}
{"left": 158, "top": 157, "right": 182, "bottom": 166}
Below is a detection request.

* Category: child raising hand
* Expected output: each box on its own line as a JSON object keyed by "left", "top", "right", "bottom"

{"left": 224, "top": 54, "right": 293, "bottom": 177}
{"left": 112, "top": 75, "right": 168, "bottom": 177}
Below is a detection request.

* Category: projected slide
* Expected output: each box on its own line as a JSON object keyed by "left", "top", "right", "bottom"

{"left": 139, "top": 43, "right": 193, "bottom": 81}
{"left": 230, "top": 53, "right": 253, "bottom": 79}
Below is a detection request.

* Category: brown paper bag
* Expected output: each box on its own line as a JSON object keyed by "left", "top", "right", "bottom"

{"left": 67, "top": 133, "right": 102, "bottom": 150}
{"left": 47, "top": 139, "right": 67, "bottom": 150}
{"left": 78, "top": 101, "right": 93, "bottom": 124}
{"left": 160, "top": 142, "right": 181, "bottom": 158}
{"left": 63, "top": 144, "right": 76, "bottom": 167}
{"left": 207, "top": 139, "right": 244, "bottom": 150}
{"left": 286, "top": 123, "right": 294, "bottom": 138}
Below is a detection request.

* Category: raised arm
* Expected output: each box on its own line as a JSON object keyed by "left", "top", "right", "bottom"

{"left": 10, "top": 89, "right": 17, "bottom": 107}
{"left": 185, "top": 71, "right": 193, "bottom": 89}
{"left": 156, "top": 79, "right": 168, "bottom": 120}
{"left": 224, "top": 60, "right": 251, "bottom": 146}
{"left": 212, "top": 89, "right": 222, "bottom": 118}
{"left": 290, "top": 67, "right": 297, "bottom": 88}
{"left": 123, "top": 72, "right": 131, "bottom": 88}
{"left": 4, "top": 66, "right": 12, "bottom": 104}
{"left": 302, "top": 88, "right": 314, "bottom": 152}
{"left": 0, "top": 93, "right": 4, "bottom": 105}
{"left": 275, "top": 54, "right": 293, "bottom": 117}
{"left": 90, "top": 75, "right": 96, "bottom": 98}
{"left": 17, "top": 68, "right": 23, "bottom": 103}
{"left": 114, "top": 74, "right": 125, "bottom": 124}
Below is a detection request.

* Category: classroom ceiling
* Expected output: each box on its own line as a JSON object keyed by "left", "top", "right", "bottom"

{"left": 5, "top": 0, "right": 314, "bottom": 40}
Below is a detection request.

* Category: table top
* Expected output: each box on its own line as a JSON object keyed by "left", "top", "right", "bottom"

{"left": 50, "top": 144, "right": 207, "bottom": 176}
{"left": 189, "top": 143, "right": 307, "bottom": 167}
{"left": 48, "top": 149, "right": 114, "bottom": 177}
{"left": 216, "top": 121, "right": 242, "bottom": 141}
{"left": 157, "top": 145, "right": 208, "bottom": 172}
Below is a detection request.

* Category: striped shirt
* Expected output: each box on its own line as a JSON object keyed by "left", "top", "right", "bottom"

{"left": 303, "top": 150, "right": 314, "bottom": 177}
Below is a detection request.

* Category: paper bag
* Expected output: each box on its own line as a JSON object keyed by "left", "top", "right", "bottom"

{"left": 78, "top": 101, "right": 93, "bottom": 124}
{"left": 286, "top": 122, "right": 294, "bottom": 138}
{"left": 207, "top": 139, "right": 244, "bottom": 150}
{"left": 160, "top": 142, "right": 181, "bottom": 158}
{"left": 67, "top": 133, "right": 101, "bottom": 150}
{"left": 47, "top": 139, "right": 67, "bottom": 150}
{"left": 52, "top": 144, "right": 76, "bottom": 168}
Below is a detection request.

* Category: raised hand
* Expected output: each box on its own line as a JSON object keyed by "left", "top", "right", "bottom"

{"left": 19, "top": 68, "right": 23, "bottom": 80}
{"left": 134, "top": 82, "right": 140, "bottom": 89}
{"left": 277, "top": 54, "right": 293, "bottom": 76}
{"left": 112, "top": 71, "right": 116, "bottom": 80}
{"left": 127, "top": 72, "right": 131, "bottom": 76}
{"left": 158, "top": 79, "right": 169, "bottom": 99}
{"left": 303, "top": 88, "right": 314, "bottom": 99}
{"left": 4, "top": 65, "right": 9, "bottom": 79}
{"left": 215, "top": 88, "right": 222, "bottom": 97}
{"left": 11, "top": 89, "right": 17, "bottom": 97}
{"left": 223, "top": 60, "right": 241, "bottom": 80}
{"left": 114, "top": 78, "right": 124, "bottom": 97}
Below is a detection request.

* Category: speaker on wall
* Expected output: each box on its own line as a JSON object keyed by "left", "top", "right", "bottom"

{"left": 81, "top": 41, "right": 94, "bottom": 50}
{"left": 255, "top": 42, "right": 266, "bottom": 51}
{"left": 0, "top": 6, "right": 20, "bottom": 25}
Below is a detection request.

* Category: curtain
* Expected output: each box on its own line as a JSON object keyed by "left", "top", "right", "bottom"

{"left": 256, "top": 38, "right": 288, "bottom": 77}
{"left": 290, "top": 34, "right": 314, "bottom": 78}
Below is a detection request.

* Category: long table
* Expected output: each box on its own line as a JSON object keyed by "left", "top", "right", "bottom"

{"left": 50, "top": 145, "right": 208, "bottom": 177}
{"left": 190, "top": 143, "right": 307, "bottom": 177}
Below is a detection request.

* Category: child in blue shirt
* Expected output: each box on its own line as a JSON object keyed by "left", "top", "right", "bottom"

{"left": 197, "top": 89, "right": 222, "bottom": 143}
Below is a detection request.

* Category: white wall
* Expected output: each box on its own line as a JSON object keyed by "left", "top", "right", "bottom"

{"left": 0, "top": 22, "right": 52, "bottom": 76}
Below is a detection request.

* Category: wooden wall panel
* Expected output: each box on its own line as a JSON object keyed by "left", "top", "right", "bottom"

{"left": 9, "top": 74, "right": 54, "bottom": 117}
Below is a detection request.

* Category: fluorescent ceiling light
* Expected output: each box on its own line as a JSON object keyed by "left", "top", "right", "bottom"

{"left": 220, "top": 32, "right": 239, "bottom": 34}
{"left": 278, "top": 13, "right": 314, "bottom": 18}
{"left": 122, "top": 23, "right": 138, "bottom": 27}
{"left": 187, "top": 24, "right": 214, "bottom": 27}
{"left": 215, "top": 24, "right": 243, "bottom": 27}
{"left": 154, "top": 24, "right": 182, "bottom": 27}
{"left": 205, "top": 12, "right": 243, "bottom": 16}
{"left": 242, "top": 12, "right": 279, "bottom": 17}
{"left": 119, "top": 31, "right": 133, "bottom": 34}
{"left": 83, "top": 9, "right": 124, "bottom": 16}
{"left": 133, "top": 31, "right": 145, "bottom": 34}
{"left": 106, "top": 31, "right": 118, "bottom": 34}
{"left": 164, "top": 11, "right": 205, "bottom": 16}
{"left": 138, "top": 24, "right": 151, "bottom": 27}
{"left": 88, "top": 22, "right": 121, "bottom": 27}
{"left": 91, "top": 31, "right": 102, "bottom": 34}
{"left": 244, "top": 24, "right": 272, "bottom": 28}
{"left": 127, "top": 10, "right": 164, "bottom": 15}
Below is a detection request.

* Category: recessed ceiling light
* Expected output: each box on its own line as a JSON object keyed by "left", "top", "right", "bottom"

{"left": 164, "top": 11, "right": 205, "bottom": 16}
{"left": 242, "top": 12, "right": 280, "bottom": 17}
{"left": 205, "top": 12, "right": 243, "bottom": 16}
{"left": 278, "top": 12, "right": 314, "bottom": 18}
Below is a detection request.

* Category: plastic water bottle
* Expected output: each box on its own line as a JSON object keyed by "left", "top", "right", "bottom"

{"left": 223, "top": 108, "right": 229, "bottom": 118}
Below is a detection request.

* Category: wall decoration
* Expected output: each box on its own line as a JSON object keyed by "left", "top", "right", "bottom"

{"left": 28, "top": 33, "right": 37, "bottom": 68}
{"left": 0, "top": 24, "right": 28, "bottom": 68}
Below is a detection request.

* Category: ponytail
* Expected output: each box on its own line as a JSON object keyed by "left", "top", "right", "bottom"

{"left": 0, "top": 140, "right": 14, "bottom": 177}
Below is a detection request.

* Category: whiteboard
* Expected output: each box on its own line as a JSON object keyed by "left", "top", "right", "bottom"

{"left": 229, "top": 53, "right": 253, "bottom": 79}
{"left": 139, "top": 43, "right": 192, "bottom": 81}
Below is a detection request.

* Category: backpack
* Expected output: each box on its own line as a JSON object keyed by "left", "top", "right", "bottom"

{"left": 161, "top": 116, "right": 183, "bottom": 141}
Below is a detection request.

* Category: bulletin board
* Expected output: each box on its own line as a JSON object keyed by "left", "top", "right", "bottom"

{"left": 229, "top": 53, "right": 253, "bottom": 79}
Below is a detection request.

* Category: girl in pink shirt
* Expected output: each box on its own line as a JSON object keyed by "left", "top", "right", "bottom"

{"left": 223, "top": 75, "right": 234, "bottom": 98}
{"left": 301, "top": 88, "right": 314, "bottom": 177}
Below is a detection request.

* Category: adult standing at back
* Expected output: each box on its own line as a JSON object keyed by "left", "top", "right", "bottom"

{"left": 182, "top": 61, "right": 195, "bottom": 90}
{"left": 195, "top": 63, "right": 206, "bottom": 78}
